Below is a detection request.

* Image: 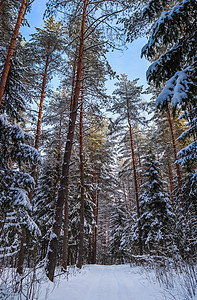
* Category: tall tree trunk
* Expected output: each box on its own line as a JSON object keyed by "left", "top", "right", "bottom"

{"left": 166, "top": 107, "right": 182, "bottom": 193}
{"left": 46, "top": 0, "right": 88, "bottom": 282}
{"left": 127, "top": 100, "right": 143, "bottom": 255}
{"left": 0, "top": 0, "right": 4, "bottom": 13}
{"left": 0, "top": 0, "right": 28, "bottom": 107}
{"left": 76, "top": 88, "right": 85, "bottom": 269}
{"left": 61, "top": 47, "right": 78, "bottom": 270}
{"left": 34, "top": 46, "right": 50, "bottom": 151}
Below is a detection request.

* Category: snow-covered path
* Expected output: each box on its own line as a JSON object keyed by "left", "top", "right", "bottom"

{"left": 39, "top": 264, "right": 166, "bottom": 300}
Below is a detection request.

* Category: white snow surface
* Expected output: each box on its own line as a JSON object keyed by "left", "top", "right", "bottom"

{"left": 39, "top": 264, "right": 167, "bottom": 300}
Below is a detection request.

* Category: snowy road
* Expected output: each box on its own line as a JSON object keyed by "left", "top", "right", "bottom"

{"left": 39, "top": 265, "right": 166, "bottom": 300}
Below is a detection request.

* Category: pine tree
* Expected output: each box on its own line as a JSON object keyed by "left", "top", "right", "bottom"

{"left": 29, "top": 16, "right": 67, "bottom": 151}
{"left": 45, "top": 0, "right": 126, "bottom": 280}
{"left": 0, "top": 0, "right": 35, "bottom": 106}
{"left": 110, "top": 74, "right": 144, "bottom": 254}
{"left": 0, "top": 0, "right": 23, "bottom": 55}
{"left": 45, "top": 1, "right": 88, "bottom": 280}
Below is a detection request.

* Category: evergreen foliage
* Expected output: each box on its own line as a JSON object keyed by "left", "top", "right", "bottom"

{"left": 141, "top": 0, "right": 197, "bottom": 181}
{"left": 137, "top": 151, "right": 174, "bottom": 255}
{"left": 0, "top": 1, "right": 196, "bottom": 296}
{"left": 109, "top": 199, "right": 130, "bottom": 264}
{"left": 0, "top": 114, "right": 40, "bottom": 259}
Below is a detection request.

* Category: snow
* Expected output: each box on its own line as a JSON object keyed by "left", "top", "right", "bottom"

{"left": 142, "top": 0, "right": 193, "bottom": 57}
{"left": 156, "top": 66, "right": 194, "bottom": 108}
{"left": 2, "top": 264, "right": 195, "bottom": 299}
{"left": 177, "top": 140, "right": 197, "bottom": 165}
{"left": 39, "top": 264, "right": 168, "bottom": 300}
{"left": 0, "top": 114, "right": 8, "bottom": 126}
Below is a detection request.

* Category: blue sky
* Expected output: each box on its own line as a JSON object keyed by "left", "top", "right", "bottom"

{"left": 106, "top": 39, "right": 150, "bottom": 94}
{"left": 21, "top": 0, "right": 150, "bottom": 97}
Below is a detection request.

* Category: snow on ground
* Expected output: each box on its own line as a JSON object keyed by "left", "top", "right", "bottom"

{"left": 39, "top": 264, "right": 168, "bottom": 300}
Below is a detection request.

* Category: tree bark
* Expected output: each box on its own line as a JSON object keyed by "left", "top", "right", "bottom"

{"left": 61, "top": 47, "right": 78, "bottom": 270}
{"left": 0, "top": 0, "right": 4, "bottom": 13}
{"left": 76, "top": 88, "right": 85, "bottom": 269}
{"left": 16, "top": 228, "right": 26, "bottom": 274}
{"left": 46, "top": 0, "right": 88, "bottom": 282}
{"left": 126, "top": 99, "right": 143, "bottom": 255}
{"left": 0, "top": 0, "right": 28, "bottom": 107}
{"left": 34, "top": 46, "right": 50, "bottom": 150}
{"left": 69, "top": 46, "right": 78, "bottom": 112}
{"left": 166, "top": 107, "right": 182, "bottom": 193}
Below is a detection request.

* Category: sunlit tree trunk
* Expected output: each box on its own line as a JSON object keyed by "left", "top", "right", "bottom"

{"left": 0, "top": 0, "right": 28, "bottom": 107}
{"left": 46, "top": 0, "right": 88, "bottom": 282}
{"left": 34, "top": 46, "right": 50, "bottom": 150}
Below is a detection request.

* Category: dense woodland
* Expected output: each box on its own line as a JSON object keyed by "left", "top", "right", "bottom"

{"left": 0, "top": 0, "right": 196, "bottom": 298}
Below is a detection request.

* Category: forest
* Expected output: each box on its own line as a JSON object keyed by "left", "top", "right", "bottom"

{"left": 0, "top": 0, "right": 196, "bottom": 299}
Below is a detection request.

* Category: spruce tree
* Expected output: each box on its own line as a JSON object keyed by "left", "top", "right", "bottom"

{"left": 137, "top": 151, "right": 174, "bottom": 255}
{"left": 0, "top": 115, "right": 40, "bottom": 264}
{"left": 109, "top": 199, "right": 130, "bottom": 264}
